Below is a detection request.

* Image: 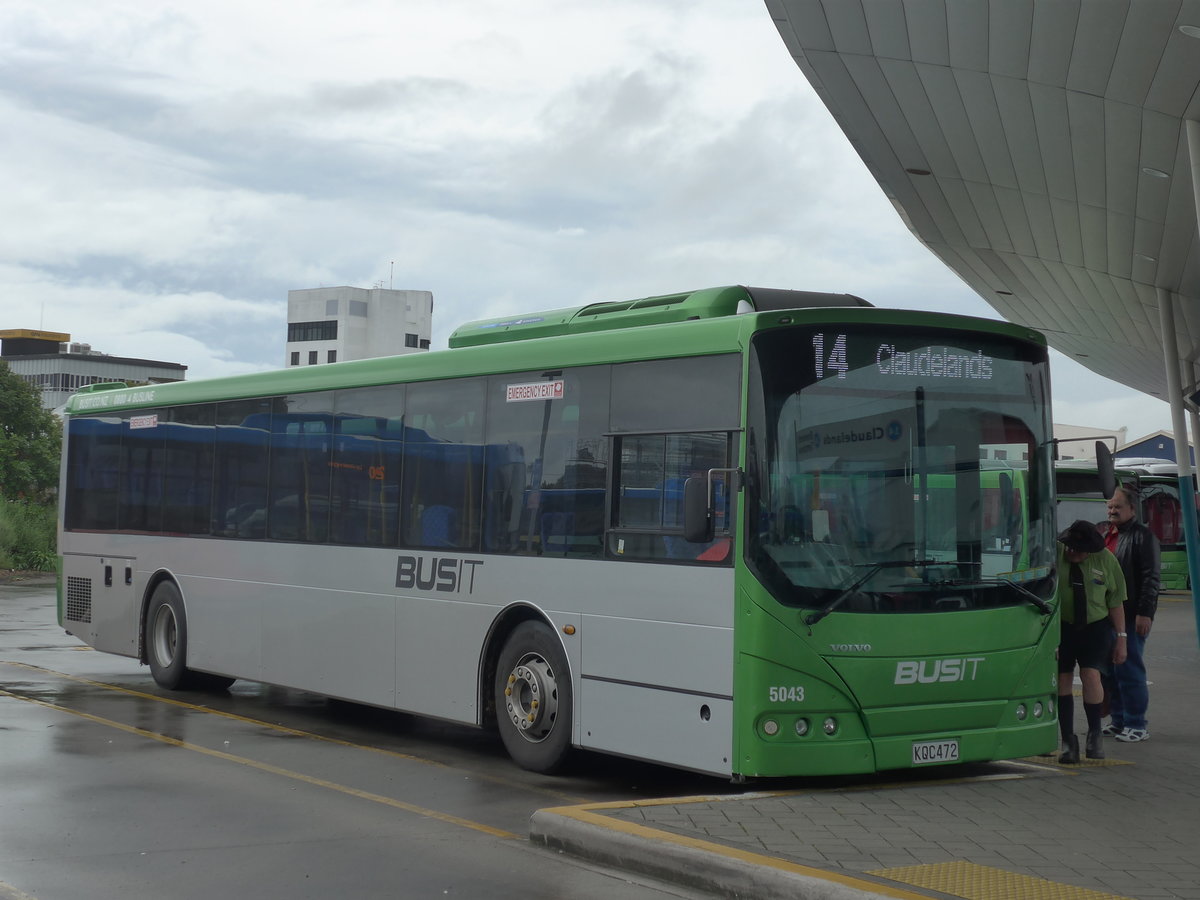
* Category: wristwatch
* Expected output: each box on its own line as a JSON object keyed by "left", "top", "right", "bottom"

{"left": 1116, "top": 632, "right": 1128, "bottom": 637}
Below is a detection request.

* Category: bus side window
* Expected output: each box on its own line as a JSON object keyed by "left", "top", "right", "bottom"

{"left": 402, "top": 378, "right": 486, "bottom": 551}
{"left": 481, "top": 367, "right": 609, "bottom": 557}
{"left": 330, "top": 386, "right": 405, "bottom": 547}
{"left": 609, "top": 431, "right": 735, "bottom": 564}
{"left": 65, "top": 416, "right": 122, "bottom": 532}
{"left": 212, "top": 399, "right": 272, "bottom": 539}
{"left": 267, "top": 393, "right": 334, "bottom": 543}
{"left": 162, "top": 404, "right": 216, "bottom": 536}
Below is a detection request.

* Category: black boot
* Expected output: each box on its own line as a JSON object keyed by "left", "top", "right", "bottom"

{"left": 1086, "top": 729, "right": 1104, "bottom": 760}
{"left": 1059, "top": 734, "right": 1080, "bottom": 764}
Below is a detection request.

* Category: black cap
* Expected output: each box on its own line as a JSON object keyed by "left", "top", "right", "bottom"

{"left": 1058, "top": 519, "right": 1105, "bottom": 553}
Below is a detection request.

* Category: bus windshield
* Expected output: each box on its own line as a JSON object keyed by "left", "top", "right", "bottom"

{"left": 746, "top": 323, "right": 1055, "bottom": 613}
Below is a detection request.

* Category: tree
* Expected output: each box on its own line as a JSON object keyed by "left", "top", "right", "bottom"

{"left": 0, "top": 361, "right": 62, "bottom": 501}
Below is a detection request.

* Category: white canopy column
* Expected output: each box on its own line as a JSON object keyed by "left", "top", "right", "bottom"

{"left": 1174, "top": 118, "right": 1200, "bottom": 640}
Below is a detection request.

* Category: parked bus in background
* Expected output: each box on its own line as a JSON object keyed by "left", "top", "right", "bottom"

{"left": 57, "top": 285, "right": 1060, "bottom": 778}
{"left": 1115, "top": 460, "right": 1192, "bottom": 590}
{"left": 912, "top": 463, "right": 1030, "bottom": 576}
{"left": 1054, "top": 460, "right": 1139, "bottom": 531}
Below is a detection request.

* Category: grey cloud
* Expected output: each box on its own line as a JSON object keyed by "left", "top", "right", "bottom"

{"left": 0, "top": 59, "right": 176, "bottom": 135}
{"left": 33, "top": 255, "right": 282, "bottom": 301}
{"left": 0, "top": 55, "right": 478, "bottom": 203}
{"left": 305, "top": 77, "right": 469, "bottom": 114}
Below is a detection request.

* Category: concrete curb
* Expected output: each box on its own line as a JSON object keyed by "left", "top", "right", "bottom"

{"left": 529, "top": 805, "right": 930, "bottom": 900}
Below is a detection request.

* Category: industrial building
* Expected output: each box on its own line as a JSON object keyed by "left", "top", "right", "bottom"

{"left": 0, "top": 329, "right": 186, "bottom": 412}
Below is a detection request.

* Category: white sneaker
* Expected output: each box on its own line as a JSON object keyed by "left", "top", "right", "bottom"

{"left": 1101, "top": 722, "right": 1121, "bottom": 737}
{"left": 1114, "top": 727, "right": 1149, "bottom": 743}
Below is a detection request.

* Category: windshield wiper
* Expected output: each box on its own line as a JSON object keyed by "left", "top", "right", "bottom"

{"left": 930, "top": 576, "right": 1053, "bottom": 614}
{"left": 804, "top": 559, "right": 937, "bottom": 627}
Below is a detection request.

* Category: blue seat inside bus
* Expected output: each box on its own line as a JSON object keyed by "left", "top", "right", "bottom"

{"left": 540, "top": 511, "right": 574, "bottom": 555}
{"left": 420, "top": 505, "right": 457, "bottom": 547}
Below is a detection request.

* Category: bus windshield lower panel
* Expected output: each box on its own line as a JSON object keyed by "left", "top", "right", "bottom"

{"left": 746, "top": 323, "right": 1055, "bottom": 614}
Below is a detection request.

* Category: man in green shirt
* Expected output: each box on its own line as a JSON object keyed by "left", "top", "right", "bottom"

{"left": 1056, "top": 519, "right": 1127, "bottom": 763}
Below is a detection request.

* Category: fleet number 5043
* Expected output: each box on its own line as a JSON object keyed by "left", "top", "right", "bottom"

{"left": 768, "top": 686, "right": 806, "bottom": 703}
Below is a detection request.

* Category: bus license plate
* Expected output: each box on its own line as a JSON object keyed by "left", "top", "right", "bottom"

{"left": 912, "top": 739, "right": 959, "bottom": 765}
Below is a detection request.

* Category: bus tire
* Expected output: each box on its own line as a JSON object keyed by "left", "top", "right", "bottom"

{"left": 144, "top": 581, "right": 197, "bottom": 691}
{"left": 494, "top": 621, "right": 573, "bottom": 774}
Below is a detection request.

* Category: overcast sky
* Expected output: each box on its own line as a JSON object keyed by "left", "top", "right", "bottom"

{"left": 0, "top": 0, "right": 1178, "bottom": 444}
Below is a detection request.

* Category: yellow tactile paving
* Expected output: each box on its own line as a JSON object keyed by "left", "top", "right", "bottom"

{"left": 1022, "top": 754, "right": 1134, "bottom": 769}
{"left": 867, "top": 861, "right": 1133, "bottom": 900}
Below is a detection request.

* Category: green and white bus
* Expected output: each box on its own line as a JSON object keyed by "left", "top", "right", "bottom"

{"left": 57, "top": 285, "right": 1060, "bottom": 778}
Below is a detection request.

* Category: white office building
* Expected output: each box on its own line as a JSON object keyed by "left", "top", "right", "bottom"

{"left": 286, "top": 287, "right": 433, "bottom": 367}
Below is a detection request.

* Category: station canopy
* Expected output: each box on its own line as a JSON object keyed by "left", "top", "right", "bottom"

{"left": 767, "top": 0, "right": 1200, "bottom": 404}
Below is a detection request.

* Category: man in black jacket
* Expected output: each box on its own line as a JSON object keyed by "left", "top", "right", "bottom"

{"left": 1101, "top": 484, "right": 1160, "bottom": 742}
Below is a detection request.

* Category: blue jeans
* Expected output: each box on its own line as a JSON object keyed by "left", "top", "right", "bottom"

{"left": 1106, "top": 629, "right": 1149, "bottom": 730}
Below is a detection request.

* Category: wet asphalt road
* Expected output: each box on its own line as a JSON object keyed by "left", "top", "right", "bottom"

{"left": 0, "top": 579, "right": 729, "bottom": 900}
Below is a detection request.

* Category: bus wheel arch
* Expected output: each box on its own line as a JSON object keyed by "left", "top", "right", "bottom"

{"left": 143, "top": 577, "right": 195, "bottom": 690}
{"left": 486, "top": 611, "right": 574, "bottom": 774}
{"left": 138, "top": 570, "right": 176, "bottom": 665}
{"left": 480, "top": 606, "right": 541, "bottom": 727}
{"left": 140, "top": 576, "right": 235, "bottom": 692}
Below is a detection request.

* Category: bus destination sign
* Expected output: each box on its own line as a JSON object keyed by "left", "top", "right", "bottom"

{"left": 812, "top": 332, "right": 995, "bottom": 382}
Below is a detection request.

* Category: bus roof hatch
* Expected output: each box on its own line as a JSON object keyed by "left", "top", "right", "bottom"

{"left": 447, "top": 285, "right": 872, "bottom": 348}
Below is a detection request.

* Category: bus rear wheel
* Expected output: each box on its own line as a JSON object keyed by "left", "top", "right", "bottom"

{"left": 144, "top": 581, "right": 233, "bottom": 691}
{"left": 145, "top": 581, "right": 194, "bottom": 689}
{"left": 494, "top": 621, "right": 573, "bottom": 774}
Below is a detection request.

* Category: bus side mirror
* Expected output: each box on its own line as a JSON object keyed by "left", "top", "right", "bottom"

{"left": 682, "top": 476, "right": 713, "bottom": 543}
{"left": 1096, "top": 442, "right": 1117, "bottom": 499}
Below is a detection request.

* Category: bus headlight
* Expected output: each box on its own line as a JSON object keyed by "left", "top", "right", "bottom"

{"left": 763, "top": 719, "right": 779, "bottom": 736}
{"left": 795, "top": 718, "right": 809, "bottom": 737}
{"left": 1033, "top": 701, "right": 1044, "bottom": 718}
{"left": 823, "top": 717, "right": 837, "bottom": 735}
{"left": 1016, "top": 703, "right": 1027, "bottom": 721}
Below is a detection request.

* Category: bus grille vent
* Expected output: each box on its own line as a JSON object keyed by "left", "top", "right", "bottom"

{"left": 66, "top": 577, "right": 92, "bottom": 623}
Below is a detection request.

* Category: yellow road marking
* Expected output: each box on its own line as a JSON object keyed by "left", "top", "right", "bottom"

{"left": 867, "top": 861, "right": 1134, "bottom": 899}
{"left": 1, "top": 660, "right": 583, "bottom": 803}
{"left": 540, "top": 763, "right": 1092, "bottom": 900}
{"left": 0, "top": 687, "right": 517, "bottom": 839}
{"left": 1041, "top": 755, "right": 1132, "bottom": 769}
{"left": 4, "top": 661, "right": 445, "bottom": 760}
{"left": 0, "top": 880, "right": 38, "bottom": 900}
{"left": 568, "top": 760, "right": 1060, "bottom": 816}
{"left": 541, "top": 803, "right": 933, "bottom": 899}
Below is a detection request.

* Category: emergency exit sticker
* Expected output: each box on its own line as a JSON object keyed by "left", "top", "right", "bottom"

{"left": 506, "top": 380, "right": 565, "bottom": 402}
{"left": 129, "top": 414, "right": 159, "bottom": 429}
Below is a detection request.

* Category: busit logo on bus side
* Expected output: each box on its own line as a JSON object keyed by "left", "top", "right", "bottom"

{"left": 395, "top": 556, "right": 483, "bottom": 594}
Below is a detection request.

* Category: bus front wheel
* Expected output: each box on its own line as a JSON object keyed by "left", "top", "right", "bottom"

{"left": 494, "top": 621, "right": 573, "bottom": 774}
